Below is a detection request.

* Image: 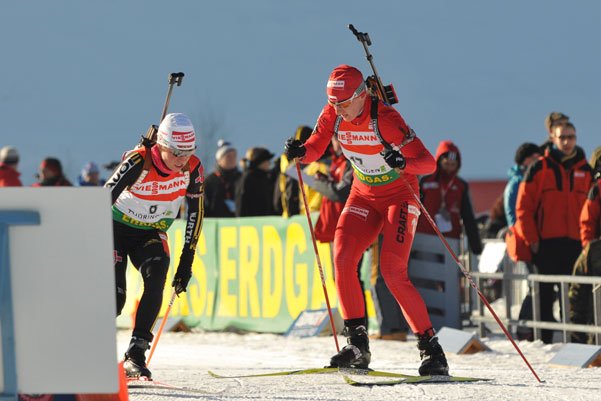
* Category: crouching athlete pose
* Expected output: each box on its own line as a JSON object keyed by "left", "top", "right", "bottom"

{"left": 284, "top": 65, "right": 449, "bottom": 376}
{"left": 105, "top": 113, "right": 204, "bottom": 379}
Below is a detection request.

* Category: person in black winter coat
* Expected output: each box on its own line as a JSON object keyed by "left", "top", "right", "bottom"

{"left": 235, "top": 147, "right": 276, "bottom": 217}
{"left": 204, "top": 140, "right": 242, "bottom": 217}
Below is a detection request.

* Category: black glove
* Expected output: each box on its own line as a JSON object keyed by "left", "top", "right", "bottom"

{"left": 284, "top": 137, "right": 306, "bottom": 159}
{"left": 382, "top": 148, "right": 406, "bottom": 169}
{"left": 172, "top": 255, "right": 193, "bottom": 295}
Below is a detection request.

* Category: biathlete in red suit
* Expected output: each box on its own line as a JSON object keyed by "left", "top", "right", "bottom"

{"left": 284, "top": 65, "right": 449, "bottom": 376}
{"left": 105, "top": 113, "right": 204, "bottom": 379}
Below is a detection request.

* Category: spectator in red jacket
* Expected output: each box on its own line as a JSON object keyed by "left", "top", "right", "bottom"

{"left": 516, "top": 121, "right": 592, "bottom": 343}
{"left": 416, "top": 140, "right": 482, "bottom": 255}
{"left": 0, "top": 146, "right": 22, "bottom": 187}
{"left": 579, "top": 145, "right": 601, "bottom": 247}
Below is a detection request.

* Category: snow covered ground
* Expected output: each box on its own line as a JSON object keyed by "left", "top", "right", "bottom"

{"left": 119, "top": 329, "right": 600, "bottom": 401}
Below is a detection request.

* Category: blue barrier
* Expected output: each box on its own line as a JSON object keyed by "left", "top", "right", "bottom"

{"left": 0, "top": 211, "right": 40, "bottom": 401}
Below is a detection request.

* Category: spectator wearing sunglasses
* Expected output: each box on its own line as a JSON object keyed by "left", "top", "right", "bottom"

{"left": 516, "top": 121, "right": 592, "bottom": 343}
{"left": 105, "top": 113, "right": 205, "bottom": 379}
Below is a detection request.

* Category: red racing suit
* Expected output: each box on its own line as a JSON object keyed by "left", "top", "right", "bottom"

{"left": 300, "top": 96, "right": 436, "bottom": 334}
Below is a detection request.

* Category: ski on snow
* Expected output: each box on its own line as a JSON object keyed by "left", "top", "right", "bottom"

{"left": 208, "top": 367, "right": 340, "bottom": 378}
{"left": 343, "top": 374, "right": 490, "bottom": 386}
{"left": 127, "top": 377, "right": 230, "bottom": 394}
{"left": 208, "top": 367, "right": 489, "bottom": 384}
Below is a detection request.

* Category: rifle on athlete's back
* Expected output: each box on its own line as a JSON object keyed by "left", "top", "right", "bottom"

{"left": 348, "top": 24, "right": 398, "bottom": 106}
{"left": 106, "top": 72, "right": 186, "bottom": 186}
{"left": 140, "top": 72, "right": 185, "bottom": 147}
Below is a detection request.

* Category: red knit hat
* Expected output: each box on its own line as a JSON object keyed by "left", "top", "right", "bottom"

{"left": 326, "top": 65, "right": 365, "bottom": 103}
{"left": 40, "top": 157, "right": 62, "bottom": 176}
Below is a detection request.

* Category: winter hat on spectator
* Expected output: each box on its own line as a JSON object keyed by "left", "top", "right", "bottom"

{"left": 157, "top": 113, "right": 196, "bottom": 151}
{"left": 215, "top": 139, "right": 236, "bottom": 161}
{"left": 247, "top": 147, "right": 274, "bottom": 169}
{"left": 40, "top": 157, "right": 63, "bottom": 176}
{"left": 0, "top": 146, "right": 19, "bottom": 165}
{"left": 326, "top": 65, "right": 366, "bottom": 103}
{"left": 81, "top": 161, "right": 99, "bottom": 179}
{"left": 544, "top": 112, "right": 569, "bottom": 133}
{"left": 514, "top": 142, "right": 540, "bottom": 165}
{"left": 435, "top": 140, "right": 462, "bottom": 170}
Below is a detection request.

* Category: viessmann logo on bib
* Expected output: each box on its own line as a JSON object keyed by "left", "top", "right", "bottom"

{"left": 338, "top": 131, "right": 380, "bottom": 145}
{"left": 133, "top": 177, "right": 188, "bottom": 195}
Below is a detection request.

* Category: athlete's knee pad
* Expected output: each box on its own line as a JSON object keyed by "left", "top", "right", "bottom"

{"left": 139, "top": 256, "right": 170, "bottom": 291}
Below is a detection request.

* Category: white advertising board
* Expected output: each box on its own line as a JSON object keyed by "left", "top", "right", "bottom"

{"left": 0, "top": 188, "right": 117, "bottom": 393}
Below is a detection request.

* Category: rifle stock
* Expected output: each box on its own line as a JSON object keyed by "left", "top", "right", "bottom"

{"left": 348, "top": 24, "right": 398, "bottom": 105}
{"left": 145, "top": 124, "right": 158, "bottom": 142}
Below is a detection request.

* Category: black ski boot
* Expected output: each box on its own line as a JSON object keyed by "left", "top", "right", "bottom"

{"left": 329, "top": 325, "right": 371, "bottom": 369}
{"left": 417, "top": 330, "right": 449, "bottom": 376}
{"left": 123, "top": 336, "right": 152, "bottom": 379}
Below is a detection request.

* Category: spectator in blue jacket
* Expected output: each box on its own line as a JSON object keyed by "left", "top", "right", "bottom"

{"left": 503, "top": 143, "right": 541, "bottom": 226}
{"left": 503, "top": 142, "right": 542, "bottom": 341}
{"left": 78, "top": 161, "right": 106, "bottom": 186}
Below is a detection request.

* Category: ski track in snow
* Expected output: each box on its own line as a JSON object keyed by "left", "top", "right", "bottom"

{"left": 119, "top": 330, "right": 601, "bottom": 401}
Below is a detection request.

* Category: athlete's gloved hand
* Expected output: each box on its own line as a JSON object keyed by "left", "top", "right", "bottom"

{"left": 172, "top": 255, "right": 193, "bottom": 295}
{"left": 382, "top": 149, "right": 406, "bottom": 169}
{"left": 284, "top": 137, "right": 306, "bottom": 160}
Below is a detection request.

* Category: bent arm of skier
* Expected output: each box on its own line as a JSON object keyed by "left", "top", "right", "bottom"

{"left": 104, "top": 151, "right": 145, "bottom": 203}
{"left": 172, "top": 161, "right": 205, "bottom": 294}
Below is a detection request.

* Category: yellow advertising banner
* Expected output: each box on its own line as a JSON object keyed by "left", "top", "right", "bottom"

{"left": 119, "top": 214, "right": 375, "bottom": 333}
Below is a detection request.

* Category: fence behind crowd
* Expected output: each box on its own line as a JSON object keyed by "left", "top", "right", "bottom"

{"left": 471, "top": 239, "right": 601, "bottom": 345}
